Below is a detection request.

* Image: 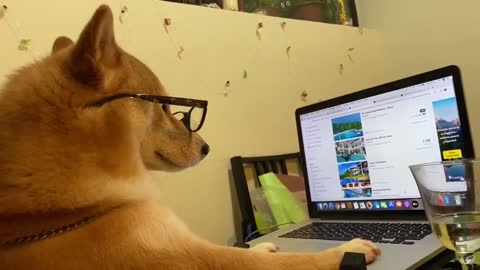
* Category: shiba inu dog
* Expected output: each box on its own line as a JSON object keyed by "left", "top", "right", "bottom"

{"left": 0, "top": 5, "right": 380, "bottom": 269}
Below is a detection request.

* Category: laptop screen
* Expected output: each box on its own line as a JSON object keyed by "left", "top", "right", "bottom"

{"left": 296, "top": 66, "right": 473, "bottom": 214}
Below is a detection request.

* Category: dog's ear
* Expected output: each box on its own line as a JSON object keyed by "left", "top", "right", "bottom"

{"left": 51, "top": 36, "right": 73, "bottom": 54}
{"left": 69, "top": 4, "right": 120, "bottom": 87}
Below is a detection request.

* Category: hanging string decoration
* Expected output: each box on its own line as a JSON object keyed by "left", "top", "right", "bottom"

{"left": 347, "top": 47, "right": 355, "bottom": 63}
{"left": 0, "top": 5, "right": 7, "bottom": 20}
{"left": 18, "top": 39, "right": 31, "bottom": 51}
{"left": 0, "top": 0, "right": 315, "bottom": 101}
{"left": 119, "top": 5, "right": 128, "bottom": 24}
{"left": 1, "top": 7, "right": 36, "bottom": 56}
{"left": 256, "top": 22, "right": 263, "bottom": 40}
{"left": 223, "top": 80, "right": 231, "bottom": 97}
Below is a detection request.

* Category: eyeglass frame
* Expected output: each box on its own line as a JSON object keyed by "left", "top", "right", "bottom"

{"left": 84, "top": 93, "right": 208, "bottom": 132}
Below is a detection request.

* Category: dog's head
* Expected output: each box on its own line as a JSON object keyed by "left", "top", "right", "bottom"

{"left": 0, "top": 5, "right": 209, "bottom": 212}
{"left": 46, "top": 5, "right": 209, "bottom": 173}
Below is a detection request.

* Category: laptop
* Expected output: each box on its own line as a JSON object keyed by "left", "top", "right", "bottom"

{"left": 248, "top": 65, "right": 474, "bottom": 269}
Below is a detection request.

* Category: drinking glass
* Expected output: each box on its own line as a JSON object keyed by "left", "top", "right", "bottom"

{"left": 410, "top": 159, "right": 480, "bottom": 270}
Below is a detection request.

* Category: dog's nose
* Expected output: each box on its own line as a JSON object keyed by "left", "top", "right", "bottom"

{"left": 201, "top": 143, "right": 210, "bottom": 157}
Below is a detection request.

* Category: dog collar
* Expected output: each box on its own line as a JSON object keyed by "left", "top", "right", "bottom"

{"left": 1, "top": 207, "right": 116, "bottom": 249}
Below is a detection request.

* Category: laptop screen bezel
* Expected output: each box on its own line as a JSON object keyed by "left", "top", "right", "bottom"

{"left": 295, "top": 65, "right": 474, "bottom": 220}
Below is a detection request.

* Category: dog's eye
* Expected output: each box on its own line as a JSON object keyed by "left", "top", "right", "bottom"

{"left": 162, "top": 104, "right": 169, "bottom": 113}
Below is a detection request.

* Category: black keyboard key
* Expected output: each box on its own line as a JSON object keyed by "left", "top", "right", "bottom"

{"left": 402, "top": 241, "right": 415, "bottom": 245}
{"left": 378, "top": 240, "right": 391, "bottom": 243}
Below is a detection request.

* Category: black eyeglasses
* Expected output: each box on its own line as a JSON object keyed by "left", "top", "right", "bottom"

{"left": 85, "top": 93, "right": 208, "bottom": 132}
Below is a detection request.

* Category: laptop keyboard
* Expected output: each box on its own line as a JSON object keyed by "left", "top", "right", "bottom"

{"left": 279, "top": 222, "right": 432, "bottom": 245}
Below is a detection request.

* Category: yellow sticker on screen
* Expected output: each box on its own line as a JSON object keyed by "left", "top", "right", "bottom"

{"left": 443, "top": 149, "right": 463, "bottom": 159}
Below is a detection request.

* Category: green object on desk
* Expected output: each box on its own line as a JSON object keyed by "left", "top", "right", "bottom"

{"left": 259, "top": 172, "right": 307, "bottom": 228}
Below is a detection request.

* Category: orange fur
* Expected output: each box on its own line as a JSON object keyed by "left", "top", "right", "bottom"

{"left": 0, "top": 5, "right": 380, "bottom": 269}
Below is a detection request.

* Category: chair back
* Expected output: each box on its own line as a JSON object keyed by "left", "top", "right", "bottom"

{"left": 230, "top": 152, "right": 302, "bottom": 243}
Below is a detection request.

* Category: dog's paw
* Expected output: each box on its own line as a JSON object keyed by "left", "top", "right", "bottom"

{"left": 250, "top": 242, "right": 279, "bottom": 253}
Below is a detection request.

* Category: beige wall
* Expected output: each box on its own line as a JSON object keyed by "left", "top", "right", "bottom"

{"left": 357, "top": 0, "right": 480, "bottom": 154}
{"left": 0, "top": 0, "right": 386, "bottom": 244}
